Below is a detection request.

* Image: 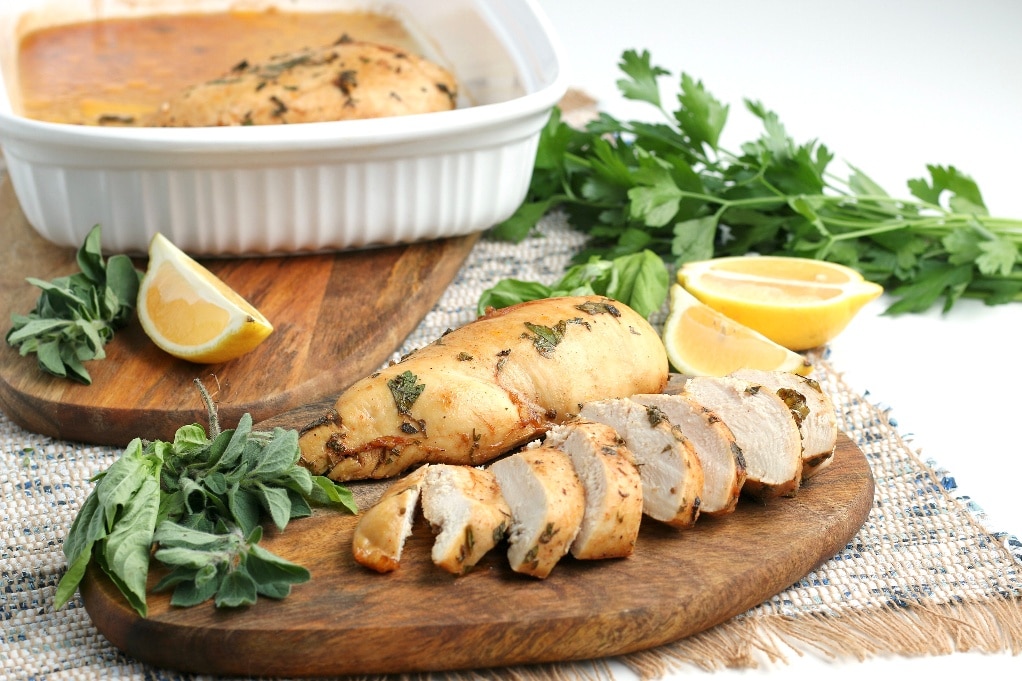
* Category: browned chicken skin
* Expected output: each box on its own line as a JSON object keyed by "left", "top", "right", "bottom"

{"left": 298, "top": 296, "right": 670, "bottom": 482}
{"left": 146, "top": 36, "right": 458, "bottom": 127}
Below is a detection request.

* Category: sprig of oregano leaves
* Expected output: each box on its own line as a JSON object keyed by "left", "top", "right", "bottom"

{"left": 6, "top": 225, "right": 141, "bottom": 384}
{"left": 488, "top": 49, "right": 1022, "bottom": 315}
{"left": 54, "top": 380, "right": 357, "bottom": 617}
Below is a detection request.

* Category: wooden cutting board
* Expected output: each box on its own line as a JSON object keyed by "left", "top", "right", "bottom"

{"left": 0, "top": 175, "right": 478, "bottom": 446}
{"left": 79, "top": 431, "right": 874, "bottom": 677}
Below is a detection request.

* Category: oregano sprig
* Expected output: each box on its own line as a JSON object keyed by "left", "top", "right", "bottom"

{"left": 6, "top": 224, "right": 142, "bottom": 384}
{"left": 54, "top": 380, "right": 357, "bottom": 617}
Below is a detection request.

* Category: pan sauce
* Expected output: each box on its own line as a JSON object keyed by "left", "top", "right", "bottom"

{"left": 17, "top": 9, "right": 422, "bottom": 126}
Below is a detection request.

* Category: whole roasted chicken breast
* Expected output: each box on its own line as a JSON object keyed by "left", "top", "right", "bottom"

{"left": 147, "top": 36, "right": 458, "bottom": 127}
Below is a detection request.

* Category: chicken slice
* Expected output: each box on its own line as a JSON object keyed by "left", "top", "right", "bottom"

{"left": 351, "top": 465, "right": 429, "bottom": 573}
{"left": 729, "top": 369, "right": 838, "bottom": 478}
{"left": 682, "top": 376, "right": 803, "bottom": 499}
{"left": 544, "top": 419, "right": 643, "bottom": 559}
{"left": 489, "top": 447, "right": 585, "bottom": 578}
{"left": 419, "top": 464, "right": 512, "bottom": 575}
{"left": 630, "top": 393, "right": 746, "bottom": 516}
{"left": 578, "top": 398, "right": 704, "bottom": 528}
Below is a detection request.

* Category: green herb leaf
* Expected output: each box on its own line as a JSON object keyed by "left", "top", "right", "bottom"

{"left": 387, "top": 370, "right": 425, "bottom": 415}
{"left": 485, "top": 50, "right": 1022, "bottom": 314}
{"left": 6, "top": 225, "right": 143, "bottom": 384}
{"left": 478, "top": 250, "right": 669, "bottom": 318}
{"left": 56, "top": 384, "right": 356, "bottom": 617}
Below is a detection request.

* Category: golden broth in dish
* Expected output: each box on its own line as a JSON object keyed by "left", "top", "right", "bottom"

{"left": 17, "top": 10, "right": 422, "bottom": 125}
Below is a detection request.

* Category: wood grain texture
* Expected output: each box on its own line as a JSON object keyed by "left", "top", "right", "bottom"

{"left": 0, "top": 176, "right": 478, "bottom": 446}
{"left": 79, "top": 432, "right": 874, "bottom": 677}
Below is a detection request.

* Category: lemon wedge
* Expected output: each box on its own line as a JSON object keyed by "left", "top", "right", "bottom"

{"left": 677, "top": 256, "right": 883, "bottom": 351}
{"left": 662, "top": 284, "right": 812, "bottom": 377}
{"left": 137, "top": 233, "right": 273, "bottom": 363}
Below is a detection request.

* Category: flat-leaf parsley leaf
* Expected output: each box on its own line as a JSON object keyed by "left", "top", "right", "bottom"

{"left": 488, "top": 50, "right": 1022, "bottom": 315}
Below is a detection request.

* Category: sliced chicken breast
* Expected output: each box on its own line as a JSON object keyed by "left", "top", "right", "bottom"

{"left": 351, "top": 465, "right": 429, "bottom": 573}
{"left": 420, "top": 464, "right": 512, "bottom": 575}
{"left": 578, "top": 398, "right": 704, "bottom": 528}
{"left": 730, "top": 369, "right": 838, "bottom": 478}
{"left": 631, "top": 393, "right": 746, "bottom": 516}
{"left": 544, "top": 419, "right": 643, "bottom": 559}
{"left": 489, "top": 447, "right": 585, "bottom": 578}
{"left": 682, "top": 376, "right": 803, "bottom": 499}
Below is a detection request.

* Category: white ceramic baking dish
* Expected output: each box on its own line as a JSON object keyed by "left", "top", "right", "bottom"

{"left": 0, "top": 0, "right": 566, "bottom": 255}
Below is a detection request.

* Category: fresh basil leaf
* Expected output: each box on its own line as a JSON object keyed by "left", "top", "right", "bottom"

{"left": 54, "top": 493, "right": 106, "bottom": 610}
{"left": 477, "top": 279, "right": 554, "bottom": 315}
{"left": 309, "top": 476, "right": 358, "bottom": 514}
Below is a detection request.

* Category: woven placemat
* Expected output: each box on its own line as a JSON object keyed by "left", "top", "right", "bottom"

{"left": 1, "top": 213, "right": 1020, "bottom": 681}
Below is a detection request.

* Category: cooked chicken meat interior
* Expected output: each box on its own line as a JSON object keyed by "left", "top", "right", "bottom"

{"left": 490, "top": 447, "right": 585, "bottom": 579}
{"left": 351, "top": 465, "right": 429, "bottom": 573}
{"left": 682, "top": 376, "right": 803, "bottom": 499}
{"left": 420, "top": 465, "right": 511, "bottom": 575}
{"left": 543, "top": 419, "right": 643, "bottom": 559}
{"left": 579, "top": 398, "right": 704, "bottom": 528}
{"left": 730, "top": 369, "right": 838, "bottom": 478}
{"left": 631, "top": 392, "right": 746, "bottom": 516}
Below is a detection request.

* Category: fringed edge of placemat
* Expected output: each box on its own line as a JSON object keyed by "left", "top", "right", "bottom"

{"left": 618, "top": 597, "right": 1022, "bottom": 679}
{"left": 336, "top": 594, "right": 1022, "bottom": 681}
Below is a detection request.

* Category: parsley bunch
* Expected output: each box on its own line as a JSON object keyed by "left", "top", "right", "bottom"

{"left": 54, "top": 382, "right": 357, "bottom": 617}
{"left": 6, "top": 225, "right": 141, "bottom": 384}
{"left": 492, "top": 50, "right": 1022, "bottom": 315}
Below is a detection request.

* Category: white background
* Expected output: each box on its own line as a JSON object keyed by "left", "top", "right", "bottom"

{"left": 536, "top": 1, "right": 1021, "bottom": 678}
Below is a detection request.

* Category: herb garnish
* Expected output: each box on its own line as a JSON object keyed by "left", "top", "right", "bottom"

{"left": 478, "top": 250, "right": 668, "bottom": 319}
{"left": 7, "top": 225, "right": 141, "bottom": 384}
{"left": 54, "top": 381, "right": 357, "bottom": 617}
{"left": 523, "top": 321, "right": 567, "bottom": 356}
{"left": 387, "top": 370, "right": 425, "bottom": 415}
{"left": 575, "top": 300, "right": 622, "bottom": 317}
{"left": 487, "top": 49, "right": 1022, "bottom": 315}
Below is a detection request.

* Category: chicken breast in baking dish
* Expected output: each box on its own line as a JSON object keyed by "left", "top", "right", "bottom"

{"left": 146, "top": 36, "right": 458, "bottom": 127}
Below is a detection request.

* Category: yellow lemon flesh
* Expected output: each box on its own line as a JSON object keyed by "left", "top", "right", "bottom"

{"left": 662, "top": 284, "right": 812, "bottom": 377}
{"left": 137, "top": 233, "right": 273, "bottom": 363}
{"left": 677, "top": 255, "right": 884, "bottom": 351}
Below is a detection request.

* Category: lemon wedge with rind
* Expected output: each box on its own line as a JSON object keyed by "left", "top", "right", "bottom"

{"left": 137, "top": 233, "right": 273, "bottom": 363}
{"left": 662, "top": 284, "right": 812, "bottom": 377}
{"left": 677, "top": 256, "right": 883, "bottom": 351}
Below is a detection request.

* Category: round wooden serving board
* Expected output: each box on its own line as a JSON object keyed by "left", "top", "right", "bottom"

{"left": 80, "top": 431, "right": 874, "bottom": 677}
{"left": 0, "top": 176, "right": 478, "bottom": 446}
